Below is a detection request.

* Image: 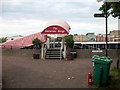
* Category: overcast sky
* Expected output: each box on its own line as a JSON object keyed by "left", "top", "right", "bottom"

{"left": 0, "top": 0, "right": 119, "bottom": 37}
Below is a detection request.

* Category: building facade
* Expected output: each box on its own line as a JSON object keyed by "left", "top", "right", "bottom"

{"left": 96, "top": 34, "right": 104, "bottom": 42}
{"left": 73, "top": 34, "right": 87, "bottom": 42}
{"left": 79, "top": 34, "right": 87, "bottom": 42}
{"left": 96, "top": 34, "right": 111, "bottom": 42}
{"left": 86, "top": 33, "right": 96, "bottom": 42}
{"left": 73, "top": 34, "right": 80, "bottom": 42}
{"left": 73, "top": 30, "right": 120, "bottom": 42}
{"left": 109, "top": 30, "right": 120, "bottom": 42}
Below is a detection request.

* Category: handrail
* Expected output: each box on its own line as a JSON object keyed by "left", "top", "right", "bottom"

{"left": 60, "top": 46, "right": 62, "bottom": 60}
{"left": 44, "top": 44, "right": 47, "bottom": 59}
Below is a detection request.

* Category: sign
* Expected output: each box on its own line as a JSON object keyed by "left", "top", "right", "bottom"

{"left": 92, "top": 50, "right": 103, "bottom": 52}
{"left": 94, "top": 13, "right": 105, "bottom": 17}
{"left": 57, "top": 37, "right": 62, "bottom": 41}
{"left": 41, "top": 25, "right": 68, "bottom": 34}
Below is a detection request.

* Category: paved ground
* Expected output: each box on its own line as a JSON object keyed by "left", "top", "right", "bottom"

{"left": 2, "top": 55, "right": 93, "bottom": 88}
{"left": 2, "top": 52, "right": 118, "bottom": 88}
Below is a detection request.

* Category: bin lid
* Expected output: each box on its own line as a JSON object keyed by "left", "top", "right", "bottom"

{"left": 92, "top": 55, "right": 100, "bottom": 59}
{"left": 92, "top": 55, "right": 112, "bottom": 64}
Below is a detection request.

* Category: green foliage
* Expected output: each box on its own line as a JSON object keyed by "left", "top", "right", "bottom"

{"left": 32, "top": 38, "right": 42, "bottom": 49}
{"left": 98, "top": 2, "right": 120, "bottom": 18}
{"left": 32, "top": 38, "right": 42, "bottom": 45}
{"left": 109, "top": 68, "right": 120, "bottom": 88}
{"left": 0, "top": 37, "right": 7, "bottom": 43}
{"left": 64, "top": 35, "right": 74, "bottom": 48}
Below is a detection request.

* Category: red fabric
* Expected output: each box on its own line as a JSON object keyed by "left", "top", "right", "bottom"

{"left": 41, "top": 25, "right": 69, "bottom": 34}
{"left": 2, "top": 32, "right": 46, "bottom": 49}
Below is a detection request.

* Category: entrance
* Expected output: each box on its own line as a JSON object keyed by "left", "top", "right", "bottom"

{"left": 46, "top": 34, "right": 64, "bottom": 49}
{"left": 41, "top": 19, "right": 71, "bottom": 59}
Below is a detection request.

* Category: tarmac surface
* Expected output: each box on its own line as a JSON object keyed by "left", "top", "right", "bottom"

{"left": 2, "top": 51, "right": 118, "bottom": 89}
{"left": 2, "top": 55, "right": 93, "bottom": 88}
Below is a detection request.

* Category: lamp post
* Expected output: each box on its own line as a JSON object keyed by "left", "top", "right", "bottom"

{"left": 105, "top": 1, "right": 108, "bottom": 57}
{"left": 94, "top": 0, "right": 108, "bottom": 57}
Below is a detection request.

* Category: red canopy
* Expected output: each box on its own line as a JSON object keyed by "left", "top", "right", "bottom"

{"left": 2, "top": 32, "right": 46, "bottom": 49}
{"left": 41, "top": 19, "right": 70, "bottom": 34}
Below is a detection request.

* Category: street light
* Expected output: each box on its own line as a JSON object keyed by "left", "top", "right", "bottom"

{"left": 94, "top": 1, "right": 108, "bottom": 57}
{"left": 105, "top": 1, "right": 108, "bottom": 57}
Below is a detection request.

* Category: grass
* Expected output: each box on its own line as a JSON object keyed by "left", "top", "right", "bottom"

{"left": 108, "top": 68, "right": 120, "bottom": 88}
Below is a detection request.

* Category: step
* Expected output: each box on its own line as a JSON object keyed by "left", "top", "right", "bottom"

{"left": 46, "top": 52, "right": 62, "bottom": 54}
{"left": 45, "top": 48, "right": 63, "bottom": 59}
{"left": 46, "top": 54, "right": 63, "bottom": 57}
{"left": 47, "top": 49, "right": 60, "bottom": 51}
{"left": 47, "top": 49, "right": 61, "bottom": 51}
{"left": 45, "top": 54, "right": 63, "bottom": 57}
{"left": 46, "top": 51, "right": 61, "bottom": 53}
{"left": 46, "top": 54, "right": 62, "bottom": 56}
{"left": 45, "top": 57, "right": 63, "bottom": 59}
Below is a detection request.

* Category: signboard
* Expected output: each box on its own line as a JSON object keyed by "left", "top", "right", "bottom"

{"left": 57, "top": 37, "right": 62, "bottom": 41}
{"left": 92, "top": 50, "right": 103, "bottom": 52}
{"left": 94, "top": 13, "right": 105, "bottom": 17}
{"left": 41, "top": 25, "right": 68, "bottom": 34}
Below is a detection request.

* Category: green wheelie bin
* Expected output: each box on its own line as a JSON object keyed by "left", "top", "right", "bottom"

{"left": 92, "top": 55, "right": 112, "bottom": 86}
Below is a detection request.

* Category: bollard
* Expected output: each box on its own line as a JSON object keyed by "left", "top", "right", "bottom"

{"left": 117, "top": 59, "right": 119, "bottom": 69}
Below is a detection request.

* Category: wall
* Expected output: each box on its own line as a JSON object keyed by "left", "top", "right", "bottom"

{"left": 76, "top": 49, "right": 120, "bottom": 59}
{"left": 2, "top": 49, "right": 41, "bottom": 57}
{"left": 2, "top": 49, "right": 119, "bottom": 60}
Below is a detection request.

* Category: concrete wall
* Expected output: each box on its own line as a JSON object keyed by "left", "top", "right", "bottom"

{"left": 2, "top": 49, "right": 120, "bottom": 60}
{"left": 2, "top": 49, "right": 41, "bottom": 57}
{"left": 76, "top": 49, "right": 120, "bottom": 59}
{"left": 2, "top": 49, "right": 120, "bottom": 68}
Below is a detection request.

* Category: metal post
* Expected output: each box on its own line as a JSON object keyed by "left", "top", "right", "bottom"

{"left": 105, "top": 1, "right": 108, "bottom": 57}
{"left": 117, "top": 59, "right": 119, "bottom": 69}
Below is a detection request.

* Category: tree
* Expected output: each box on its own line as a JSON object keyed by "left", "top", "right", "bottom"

{"left": 32, "top": 38, "right": 42, "bottom": 49}
{"left": 64, "top": 35, "right": 74, "bottom": 48}
{"left": 0, "top": 37, "right": 7, "bottom": 43}
{"left": 98, "top": 1, "right": 120, "bottom": 19}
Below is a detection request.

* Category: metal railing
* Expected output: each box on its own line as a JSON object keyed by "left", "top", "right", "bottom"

{"left": 60, "top": 46, "right": 62, "bottom": 60}
{"left": 43, "top": 44, "right": 47, "bottom": 59}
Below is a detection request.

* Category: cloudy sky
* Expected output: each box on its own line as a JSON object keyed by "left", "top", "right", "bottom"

{"left": 0, "top": 0, "right": 119, "bottom": 37}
